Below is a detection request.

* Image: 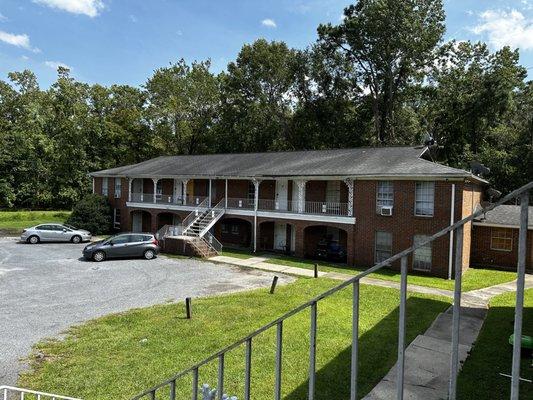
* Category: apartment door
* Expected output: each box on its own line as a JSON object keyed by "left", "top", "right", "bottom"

{"left": 275, "top": 179, "right": 288, "bottom": 211}
{"left": 132, "top": 212, "right": 142, "bottom": 232}
{"left": 274, "top": 222, "right": 287, "bottom": 251}
{"left": 132, "top": 179, "right": 143, "bottom": 201}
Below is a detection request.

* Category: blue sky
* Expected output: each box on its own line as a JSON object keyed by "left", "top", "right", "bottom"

{"left": 0, "top": 0, "right": 532, "bottom": 88}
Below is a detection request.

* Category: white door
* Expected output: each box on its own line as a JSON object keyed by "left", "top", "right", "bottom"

{"left": 276, "top": 179, "right": 288, "bottom": 211}
{"left": 132, "top": 212, "right": 142, "bottom": 232}
{"left": 274, "top": 222, "right": 287, "bottom": 251}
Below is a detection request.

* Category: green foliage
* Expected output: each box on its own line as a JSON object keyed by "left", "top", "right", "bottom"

{"left": 66, "top": 194, "right": 112, "bottom": 234}
{"left": 0, "top": 1, "right": 530, "bottom": 207}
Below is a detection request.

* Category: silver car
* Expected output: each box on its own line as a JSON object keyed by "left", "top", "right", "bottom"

{"left": 21, "top": 223, "right": 92, "bottom": 244}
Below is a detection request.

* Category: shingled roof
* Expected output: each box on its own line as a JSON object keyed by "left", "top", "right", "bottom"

{"left": 474, "top": 205, "right": 533, "bottom": 230}
{"left": 90, "top": 146, "right": 485, "bottom": 181}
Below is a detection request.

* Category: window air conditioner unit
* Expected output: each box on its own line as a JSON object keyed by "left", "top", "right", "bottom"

{"left": 380, "top": 206, "right": 393, "bottom": 216}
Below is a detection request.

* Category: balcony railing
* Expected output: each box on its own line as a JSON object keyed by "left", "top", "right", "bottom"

{"left": 130, "top": 193, "right": 350, "bottom": 217}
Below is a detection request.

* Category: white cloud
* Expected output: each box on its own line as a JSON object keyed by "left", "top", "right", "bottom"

{"left": 261, "top": 18, "right": 277, "bottom": 28}
{"left": 33, "top": 0, "right": 104, "bottom": 18}
{"left": 45, "top": 60, "right": 72, "bottom": 70}
{"left": 129, "top": 14, "right": 137, "bottom": 23}
{"left": 0, "top": 30, "right": 35, "bottom": 51}
{"left": 472, "top": 9, "right": 533, "bottom": 50}
{"left": 0, "top": 12, "right": 7, "bottom": 21}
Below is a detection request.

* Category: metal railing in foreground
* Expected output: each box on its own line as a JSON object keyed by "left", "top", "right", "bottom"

{"left": 132, "top": 181, "right": 532, "bottom": 400}
{"left": 1, "top": 386, "right": 81, "bottom": 400}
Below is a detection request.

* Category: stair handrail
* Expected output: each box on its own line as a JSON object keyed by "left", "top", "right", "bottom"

{"left": 182, "top": 197, "right": 209, "bottom": 234}
{"left": 132, "top": 181, "right": 532, "bottom": 400}
{"left": 0, "top": 385, "right": 82, "bottom": 400}
{"left": 203, "top": 231, "right": 223, "bottom": 254}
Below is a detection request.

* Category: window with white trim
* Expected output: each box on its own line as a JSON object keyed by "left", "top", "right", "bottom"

{"left": 114, "top": 178, "right": 122, "bottom": 198}
{"left": 102, "top": 177, "right": 108, "bottom": 196}
{"left": 375, "top": 231, "right": 392, "bottom": 263}
{"left": 415, "top": 182, "right": 434, "bottom": 216}
{"left": 376, "top": 181, "right": 394, "bottom": 212}
{"left": 113, "top": 208, "right": 121, "bottom": 229}
{"left": 490, "top": 228, "right": 513, "bottom": 251}
{"left": 413, "top": 235, "right": 432, "bottom": 271}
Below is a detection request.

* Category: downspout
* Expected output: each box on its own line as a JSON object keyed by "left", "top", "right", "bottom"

{"left": 448, "top": 183, "right": 456, "bottom": 280}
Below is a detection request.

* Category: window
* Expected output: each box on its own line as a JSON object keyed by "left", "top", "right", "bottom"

{"left": 248, "top": 182, "right": 255, "bottom": 200}
{"left": 415, "top": 182, "right": 434, "bottom": 216}
{"left": 413, "top": 235, "right": 432, "bottom": 271}
{"left": 326, "top": 181, "right": 341, "bottom": 203}
{"left": 231, "top": 224, "right": 239, "bottom": 235}
{"left": 102, "top": 177, "right": 109, "bottom": 196}
{"left": 491, "top": 228, "right": 513, "bottom": 251}
{"left": 375, "top": 231, "right": 392, "bottom": 263}
{"left": 376, "top": 181, "right": 394, "bottom": 212}
{"left": 109, "top": 235, "right": 129, "bottom": 245}
{"left": 221, "top": 223, "right": 229, "bottom": 234}
{"left": 113, "top": 208, "right": 121, "bottom": 229}
{"left": 114, "top": 178, "right": 122, "bottom": 198}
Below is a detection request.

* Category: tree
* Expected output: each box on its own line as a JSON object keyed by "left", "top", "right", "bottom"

{"left": 318, "top": 0, "right": 445, "bottom": 143}
{"left": 218, "top": 39, "right": 300, "bottom": 152}
{"left": 145, "top": 59, "right": 220, "bottom": 155}
{"left": 66, "top": 194, "right": 112, "bottom": 234}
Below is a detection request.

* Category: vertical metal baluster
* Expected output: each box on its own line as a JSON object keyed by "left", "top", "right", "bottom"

{"left": 397, "top": 256, "right": 408, "bottom": 400}
{"left": 169, "top": 379, "right": 175, "bottom": 400}
{"left": 244, "top": 338, "right": 252, "bottom": 400}
{"left": 3, "top": 387, "right": 6, "bottom": 400}
{"left": 350, "top": 279, "right": 360, "bottom": 400}
{"left": 192, "top": 368, "right": 199, "bottom": 400}
{"left": 218, "top": 354, "right": 225, "bottom": 400}
{"left": 511, "top": 191, "right": 529, "bottom": 400}
{"left": 449, "top": 225, "right": 464, "bottom": 399}
{"left": 308, "top": 301, "right": 317, "bottom": 400}
{"left": 275, "top": 321, "right": 283, "bottom": 400}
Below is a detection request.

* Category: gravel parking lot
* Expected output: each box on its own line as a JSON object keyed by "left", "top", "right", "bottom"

{"left": 0, "top": 237, "right": 292, "bottom": 386}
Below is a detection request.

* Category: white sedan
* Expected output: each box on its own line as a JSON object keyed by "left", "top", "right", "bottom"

{"left": 21, "top": 223, "right": 92, "bottom": 244}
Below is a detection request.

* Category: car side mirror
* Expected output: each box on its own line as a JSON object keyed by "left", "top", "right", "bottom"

{"left": 63, "top": 229, "right": 67, "bottom": 232}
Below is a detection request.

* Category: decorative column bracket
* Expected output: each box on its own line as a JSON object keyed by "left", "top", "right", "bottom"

{"left": 344, "top": 178, "right": 354, "bottom": 217}
{"left": 152, "top": 178, "right": 158, "bottom": 204}
{"left": 128, "top": 178, "right": 133, "bottom": 202}
{"left": 182, "top": 179, "right": 189, "bottom": 205}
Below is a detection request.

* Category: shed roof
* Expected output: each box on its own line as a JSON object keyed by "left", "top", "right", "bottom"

{"left": 474, "top": 204, "right": 533, "bottom": 230}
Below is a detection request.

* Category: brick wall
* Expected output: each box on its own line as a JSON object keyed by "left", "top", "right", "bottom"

{"left": 471, "top": 225, "right": 533, "bottom": 271}
{"left": 353, "top": 180, "right": 460, "bottom": 278}
{"left": 460, "top": 182, "right": 484, "bottom": 270}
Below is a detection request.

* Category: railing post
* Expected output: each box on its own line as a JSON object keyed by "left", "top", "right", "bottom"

{"left": 275, "top": 322, "right": 283, "bottom": 400}
{"left": 217, "top": 354, "right": 224, "bottom": 400}
{"left": 308, "top": 301, "right": 317, "bottom": 400}
{"left": 170, "top": 380, "right": 176, "bottom": 400}
{"left": 350, "top": 280, "right": 360, "bottom": 400}
{"left": 192, "top": 368, "right": 198, "bottom": 400}
{"left": 397, "top": 256, "right": 408, "bottom": 400}
{"left": 511, "top": 191, "right": 529, "bottom": 400}
{"left": 448, "top": 225, "right": 463, "bottom": 399}
{"left": 244, "top": 339, "right": 252, "bottom": 400}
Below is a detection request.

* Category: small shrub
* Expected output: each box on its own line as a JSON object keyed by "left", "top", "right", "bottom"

{"left": 66, "top": 194, "right": 112, "bottom": 235}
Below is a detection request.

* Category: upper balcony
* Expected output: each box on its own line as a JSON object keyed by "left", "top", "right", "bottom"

{"left": 125, "top": 177, "right": 354, "bottom": 221}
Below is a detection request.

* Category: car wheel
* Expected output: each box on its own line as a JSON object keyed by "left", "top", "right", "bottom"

{"left": 143, "top": 249, "right": 155, "bottom": 260}
{"left": 28, "top": 235, "right": 40, "bottom": 244}
{"left": 93, "top": 251, "right": 106, "bottom": 262}
{"left": 71, "top": 235, "right": 82, "bottom": 244}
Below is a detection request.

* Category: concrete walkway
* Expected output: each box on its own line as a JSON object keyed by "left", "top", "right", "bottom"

{"left": 210, "top": 254, "right": 533, "bottom": 399}
{"left": 364, "top": 274, "right": 533, "bottom": 400}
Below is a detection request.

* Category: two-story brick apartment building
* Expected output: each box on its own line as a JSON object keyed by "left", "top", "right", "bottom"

{"left": 90, "top": 146, "right": 487, "bottom": 278}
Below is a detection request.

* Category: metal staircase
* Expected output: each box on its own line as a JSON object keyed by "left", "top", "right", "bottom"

{"left": 181, "top": 199, "right": 225, "bottom": 257}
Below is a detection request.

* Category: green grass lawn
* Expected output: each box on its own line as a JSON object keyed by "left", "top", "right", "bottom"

{"left": 263, "top": 254, "right": 517, "bottom": 292}
{"left": 0, "top": 210, "right": 71, "bottom": 234}
{"left": 19, "top": 278, "right": 450, "bottom": 400}
{"left": 220, "top": 248, "right": 256, "bottom": 259}
{"left": 458, "top": 289, "right": 532, "bottom": 399}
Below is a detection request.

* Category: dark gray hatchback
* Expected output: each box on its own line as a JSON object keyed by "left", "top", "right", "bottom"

{"left": 83, "top": 233, "right": 160, "bottom": 262}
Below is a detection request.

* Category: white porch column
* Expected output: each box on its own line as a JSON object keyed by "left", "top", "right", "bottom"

{"left": 344, "top": 178, "right": 354, "bottom": 216}
{"left": 182, "top": 180, "right": 189, "bottom": 205}
{"left": 253, "top": 178, "right": 260, "bottom": 252}
{"left": 172, "top": 178, "right": 180, "bottom": 204}
{"left": 208, "top": 179, "right": 212, "bottom": 207}
{"left": 128, "top": 178, "right": 133, "bottom": 202}
{"left": 152, "top": 178, "right": 158, "bottom": 204}
{"left": 296, "top": 180, "right": 307, "bottom": 213}
{"left": 225, "top": 179, "right": 228, "bottom": 208}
